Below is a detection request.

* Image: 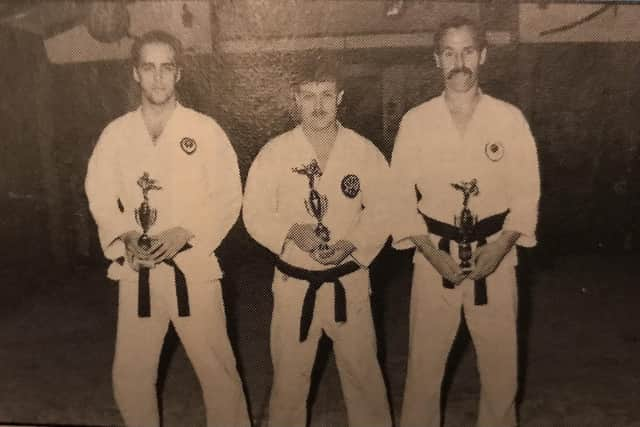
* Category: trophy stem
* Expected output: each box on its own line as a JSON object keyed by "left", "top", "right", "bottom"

{"left": 315, "top": 222, "right": 331, "bottom": 243}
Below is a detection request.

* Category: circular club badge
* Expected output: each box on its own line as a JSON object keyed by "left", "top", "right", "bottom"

{"left": 341, "top": 174, "right": 360, "bottom": 198}
{"left": 484, "top": 141, "right": 504, "bottom": 162}
{"left": 180, "top": 137, "right": 197, "bottom": 155}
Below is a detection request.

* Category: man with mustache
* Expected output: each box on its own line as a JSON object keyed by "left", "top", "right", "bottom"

{"left": 243, "top": 51, "right": 392, "bottom": 427}
{"left": 390, "top": 17, "right": 540, "bottom": 427}
{"left": 85, "top": 30, "right": 250, "bottom": 427}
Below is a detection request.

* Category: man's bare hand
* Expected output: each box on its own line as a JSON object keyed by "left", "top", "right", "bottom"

{"left": 121, "top": 230, "right": 148, "bottom": 258}
{"left": 310, "top": 240, "right": 356, "bottom": 265}
{"left": 148, "top": 227, "right": 194, "bottom": 263}
{"left": 412, "top": 235, "right": 466, "bottom": 285}
{"left": 126, "top": 252, "right": 156, "bottom": 272}
{"left": 468, "top": 231, "right": 519, "bottom": 280}
{"left": 425, "top": 248, "right": 468, "bottom": 284}
{"left": 120, "top": 230, "right": 155, "bottom": 271}
{"left": 287, "top": 223, "right": 325, "bottom": 253}
{"left": 467, "top": 242, "right": 509, "bottom": 280}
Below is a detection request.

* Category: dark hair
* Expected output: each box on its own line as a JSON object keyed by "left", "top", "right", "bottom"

{"left": 291, "top": 50, "right": 343, "bottom": 92}
{"left": 130, "top": 30, "right": 183, "bottom": 67}
{"left": 433, "top": 16, "right": 487, "bottom": 54}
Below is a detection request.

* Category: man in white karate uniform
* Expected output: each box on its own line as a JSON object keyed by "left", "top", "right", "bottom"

{"left": 391, "top": 17, "right": 540, "bottom": 427}
{"left": 243, "top": 52, "right": 392, "bottom": 427}
{"left": 85, "top": 30, "right": 250, "bottom": 427}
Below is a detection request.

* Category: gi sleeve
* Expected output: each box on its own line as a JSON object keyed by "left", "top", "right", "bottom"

{"left": 85, "top": 125, "right": 135, "bottom": 260}
{"left": 389, "top": 113, "right": 430, "bottom": 250}
{"left": 344, "top": 147, "right": 391, "bottom": 267}
{"left": 184, "top": 123, "right": 242, "bottom": 255}
{"left": 502, "top": 110, "right": 541, "bottom": 247}
{"left": 242, "top": 142, "right": 293, "bottom": 255}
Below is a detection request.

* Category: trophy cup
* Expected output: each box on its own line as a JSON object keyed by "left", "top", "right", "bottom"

{"left": 452, "top": 179, "right": 479, "bottom": 273}
{"left": 293, "top": 159, "right": 330, "bottom": 244}
{"left": 134, "top": 172, "right": 162, "bottom": 250}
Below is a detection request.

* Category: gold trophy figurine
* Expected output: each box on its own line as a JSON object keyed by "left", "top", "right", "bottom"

{"left": 452, "top": 179, "right": 479, "bottom": 273}
{"left": 134, "top": 172, "right": 162, "bottom": 250}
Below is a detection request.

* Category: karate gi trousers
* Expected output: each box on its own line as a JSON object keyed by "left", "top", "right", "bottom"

{"left": 267, "top": 267, "right": 391, "bottom": 427}
{"left": 112, "top": 275, "right": 250, "bottom": 427}
{"left": 401, "top": 256, "right": 518, "bottom": 427}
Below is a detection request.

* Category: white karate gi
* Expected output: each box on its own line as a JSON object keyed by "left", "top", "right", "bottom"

{"left": 391, "top": 93, "right": 540, "bottom": 427}
{"left": 243, "top": 125, "right": 392, "bottom": 427}
{"left": 85, "top": 103, "right": 250, "bottom": 427}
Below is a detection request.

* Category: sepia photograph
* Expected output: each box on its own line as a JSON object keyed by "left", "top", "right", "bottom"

{"left": 1, "top": 1, "right": 639, "bottom": 426}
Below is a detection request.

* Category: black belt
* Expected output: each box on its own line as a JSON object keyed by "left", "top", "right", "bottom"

{"left": 116, "top": 244, "right": 191, "bottom": 317}
{"left": 422, "top": 210, "right": 509, "bottom": 305}
{"left": 275, "top": 258, "right": 360, "bottom": 342}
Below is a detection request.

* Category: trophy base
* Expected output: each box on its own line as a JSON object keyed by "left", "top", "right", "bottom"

{"left": 459, "top": 243, "right": 473, "bottom": 274}
{"left": 315, "top": 223, "right": 331, "bottom": 244}
{"left": 138, "top": 234, "right": 153, "bottom": 251}
{"left": 459, "top": 261, "right": 474, "bottom": 274}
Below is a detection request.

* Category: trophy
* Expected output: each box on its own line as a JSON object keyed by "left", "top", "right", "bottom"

{"left": 293, "top": 159, "right": 330, "bottom": 244}
{"left": 134, "top": 172, "right": 162, "bottom": 250}
{"left": 452, "top": 179, "right": 479, "bottom": 273}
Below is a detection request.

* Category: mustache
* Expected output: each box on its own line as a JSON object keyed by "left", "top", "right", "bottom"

{"left": 447, "top": 67, "right": 473, "bottom": 80}
{"left": 312, "top": 110, "right": 327, "bottom": 117}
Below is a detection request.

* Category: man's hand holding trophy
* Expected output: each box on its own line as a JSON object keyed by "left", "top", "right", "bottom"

{"left": 121, "top": 172, "right": 193, "bottom": 271}
{"left": 289, "top": 159, "right": 356, "bottom": 266}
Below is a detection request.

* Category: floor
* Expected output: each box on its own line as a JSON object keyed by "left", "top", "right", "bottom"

{"left": 1, "top": 246, "right": 639, "bottom": 427}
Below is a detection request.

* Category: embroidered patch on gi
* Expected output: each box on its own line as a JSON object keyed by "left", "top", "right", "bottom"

{"left": 180, "top": 137, "right": 197, "bottom": 155}
{"left": 341, "top": 174, "right": 360, "bottom": 198}
{"left": 485, "top": 141, "right": 504, "bottom": 162}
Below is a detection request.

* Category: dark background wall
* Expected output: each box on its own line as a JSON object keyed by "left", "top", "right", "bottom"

{"left": 0, "top": 28, "right": 49, "bottom": 265}
{"left": 2, "top": 31, "right": 640, "bottom": 267}
{"left": 526, "top": 43, "right": 640, "bottom": 255}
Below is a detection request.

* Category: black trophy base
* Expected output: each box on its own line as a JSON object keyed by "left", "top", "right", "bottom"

{"left": 138, "top": 234, "right": 152, "bottom": 251}
{"left": 459, "top": 243, "right": 473, "bottom": 274}
{"left": 315, "top": 223, "right": 330, "bottom": 242}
